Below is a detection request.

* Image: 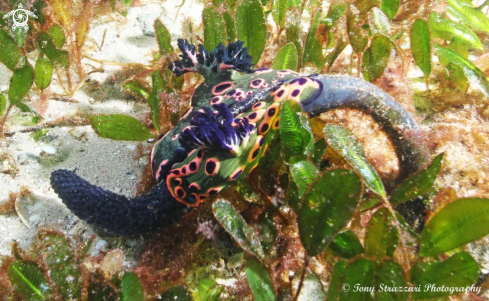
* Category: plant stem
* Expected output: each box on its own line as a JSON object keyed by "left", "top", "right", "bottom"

{"left": 477, "top": 0, "right": 489, "bottom": 10}
{"left": 0, "top": 104, "right": 12, "bottom": 140}
{"left": 293, "top": 255, "right": 310, "bottom": 301}
{"left": 380, "top": 195, "right": 411, "bottom": 281}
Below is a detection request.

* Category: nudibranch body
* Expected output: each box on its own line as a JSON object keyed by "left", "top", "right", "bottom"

{"left": 50, "top": 40, "right": 427, "bottom": 236}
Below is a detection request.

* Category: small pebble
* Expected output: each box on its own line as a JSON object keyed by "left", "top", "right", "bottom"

{"left": 95, "top": 240, "right": 108, "bottom": 251}
{"left": 29, "top": 215, "right": 41, "bottom": 224}
{"left": 127, "top": 144, "right": 137, "bottom": 151}
{"left": 41, "top": 145, "right": 56, "bottom": 155}
{"left": 17, "top": 153, "right": 35, "bottom": 165}
{"left": 130, "top": 175, "right": 136, "bottom": 180}
{"left": 147, "top": 138, "right": 155, "bottom": 143}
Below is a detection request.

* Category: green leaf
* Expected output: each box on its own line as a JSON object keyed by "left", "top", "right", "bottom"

{"left": 326, "top": 36, "right": 348, "bottom": 68}
{"left": 289, "top": 160, "right": 320, "bottom": 198}
{"left": 271, "top": 43, "right": 298, "bottom": 71}
{"left": 356, "top": 0, "right": 382, "bottom": 15}
{"left": 212, "top": 199, "right": 265, "bottom": 259}
{"left": 160, "top": 285, "right": 192, "bottom": 301}
{"left": 328, "top": 230, "right": 365, "bottom": 259}
{"left": 0, "top": 94, "right": 6, "bottom": 116}
{"left": 246, "top": 257, "right": 276, "bottom": 301}
{"left": 375, "top": 260, "right": 408, "bottom": 301}
{"left": 16, "top": 102, "right": 42, "bottom": 122}
{"left": 236, "top": 0, "right": 267, "bottom": 64}
{"left": 37, "top": 32, "right": 70, "bottom": 68}
{"left": 390, "top": 153, "right": 443, "bottom": 205}
{"left": 122, "top": 80, "right": 150, "bottom": 99}
{"left": 381, "top": 0, "right": 399, "bottom": 20}
{"left": 420, "top": 198, "right": 489, "bottom": 257}
{"left": 272, "top": 0, "right": 297, "bottom": 29}
{"left": 8, "top": 65, "right": 34, "bottom": 105}
{"left": 322, "top": 3, "right": 348, "bottom": 29}
{"left": 324, "top": 124, "right": 385, "bottom": 196}
{"left": 326, "top": 259, "right": 347, "bottom": 301}
{"left": 364, "top": 208, "right": 398, "bottom": 259}
{"left": 33, "top": 0, "right": 45, "bottom": 25}
{"left": 121, "top": 272, "right": 144, "bottom": 301}
{"left": 280, "top": 99, "right": 314, "bottom": 162}
{"left": 347, "top": 11, "right": 368, "bottom": 53}
{"left": 311, "top": 139, "right": 327, "bottom": 166}
{"left": 223, "top": 12, "right": 237, "bottom": 42}
{"left": 285, "top": 8, "right": 303, "bottom": 63}
{"left": 410, "top": 19, "right": 431, "bottom": 78}
{"left": 368, "top": 7, "right": 390, "bottom": 36}
{"left": 203, "top": 7, "right": 227, "bottom": 51}
{"left": 154, "top": 20, "right": 173, "bottom": 55}
{"left": 42, "top": 233, "right": 81, "bottom": 300}
{"left": 47, "top": 25, "right": 66, "bottom": 48}
{"left": 32, "top": 129, "right": 49, "bottom": 142}
{"left": 299, "top": 169, "right": 362, "bottom": 257}
{"left": 35, "top": 56, "right": 53, "bottom": 90}
{"left": 0, "top": 29, "right": 20, "bottom": 70}
{"left": 435, "top": 44, "right": 489, "bottom": 97}
{"left": 90, "top": 114, "right": 153, "bottom": 141}
{"left": 8, "top": 261, "right": 51, "bottom": 301}
{"left": 297, "top": 272, "right": 326, "bottom": 301}
{"left": 303, "top": 9, "right": 322, "bottom": 66}
{"left": 310, "top": 38, "right": 325, "bottom": 70}
{"left": 148, "top": 70, "right": 166, "bottom": 132}
{"left": 362, "top": 34, "right": 392, "bottom": 82}
{"left": 339, "top": 258, "right": 377, "bottom": 301}
{"left": 197, "top": 278, "right": 224, "bottom": 301}
{"left": 429, "top": 13, "right": 482, "bottom": 49}
{"left": 447, "top": 0, "right": 489, "bottom": 32}
{"left": 259, "top": 208, "right": 277, "bottom": 253}
{"left": 411, "top": 252, "right": 479, "bottom": 299}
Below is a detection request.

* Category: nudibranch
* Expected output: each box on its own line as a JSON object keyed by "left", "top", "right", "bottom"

{"left": 51, "top": 40, "right": 428, "bottom": 236}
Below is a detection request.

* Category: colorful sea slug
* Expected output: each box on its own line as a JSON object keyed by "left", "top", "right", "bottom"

{"left": 51, "top": 40, "right": 428, "bottom": 236}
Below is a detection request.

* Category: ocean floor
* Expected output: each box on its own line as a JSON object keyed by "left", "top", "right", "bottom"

{"left": 0, "top": 0, "right": 204, "bottom": 257}
{"left": 1, "top": 0, "right": 489, "bottom": 299}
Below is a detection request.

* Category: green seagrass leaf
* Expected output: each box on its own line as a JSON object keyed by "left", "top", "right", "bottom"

{"left": 154, "top": 20, "right": 172, "bottom": 56}
{"left": 410, "top": 19, "right": 431, "bottom": 78}
{"left": 203, "top": 6, "right": 227, "bottom": 51}
{"left": 420, "top": 198, "right": 489, "bottom": 257}
{"left": 213, "top": 199, "right": 265, "bottom": 259}
{"left": 8, "top": 261, "right": 52, "bottom": 301}
{"left": 429, "top": 13, "right": 482, "bottom": 49}
{"left": 328, "top": 230, "right": 365, "bottom": 259}
{"left": 390, "top": 153, "right": 443, "bottom": 205}
{"left": 411, "top": 252, "right": 479, "bottom": 299}
{"left": 364, "top": 208, "right": 399, "bottom": 259}
{"left": 324, "top": 124, "right": 385, "bottom": 196}
{"left": 299, "top": 169, "right": 362, "bottom": 257}
{"left": 8, "top": 65, "right": 34, "bottom": 105}
{"left": 121, "top": 272, "right": 144, "bottom": 301}
{"left": 375, "top": 260, "right": 408, "bottom": 301}
{"left": 0, "top": 29, "right": 20, "bottom": 70}
{"left": 271, "top": 43, "right": 298, "bottom": 71}
{"left": 90, "top": 114, "right": 153, "bottom": 141}
{"left": 246, "top": 257, "right": 276, "bottom": 301}
{"left": 34, "top": 56, "right": 53, "bottom": 90}
{"left": 236, "top": 0, "right": 267, "bottom": 64}
{"left": 447, "top": 0, "right": 489, "bottom": 32}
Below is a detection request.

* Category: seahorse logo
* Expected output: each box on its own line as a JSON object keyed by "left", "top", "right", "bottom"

{"left": 3, "top": 3, "right": 37, "bottom": 32}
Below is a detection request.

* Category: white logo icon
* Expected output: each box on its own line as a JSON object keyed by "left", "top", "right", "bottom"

{"left": 3, "top": 3, "right": 38, "bottom": 32}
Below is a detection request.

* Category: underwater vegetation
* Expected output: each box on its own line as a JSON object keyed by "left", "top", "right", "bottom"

{"left": 1, "top": 0, "right": 489, "bottom": 300}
